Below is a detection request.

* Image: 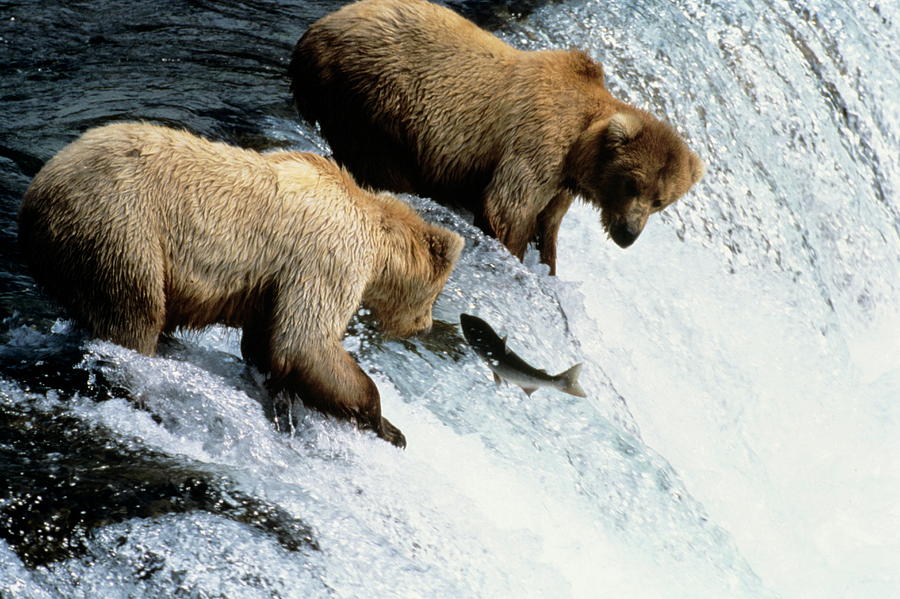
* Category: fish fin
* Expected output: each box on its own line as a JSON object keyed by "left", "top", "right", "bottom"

{"left": 556, "top": 363, "right": 587, "bottom": 398}
{"left": 493, "top": 372, "right": 503, "bottom": 386}
{"left": 521, "top": 387, "right": 538, "bottom": 397}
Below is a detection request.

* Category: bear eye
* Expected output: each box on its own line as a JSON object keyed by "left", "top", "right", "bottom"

{"left": 652, "top": 199, "right": 663, "bottom": 208}
{"left": 622, "top": 177, "right": 639, "bottom": 197}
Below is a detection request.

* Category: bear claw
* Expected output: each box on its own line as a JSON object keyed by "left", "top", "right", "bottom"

{"left": 379, "top": 417, "right": 406, "bottom": 449}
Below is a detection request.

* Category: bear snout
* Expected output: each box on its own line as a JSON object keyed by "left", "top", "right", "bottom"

{"left": 410, "top": 314, "right": 434, "bottom": 337}
{"left": 378, "top": 313, "right": 433, "bottom": 338}
{"left": 610, "top": 222, "right": 640, "bottom": 248}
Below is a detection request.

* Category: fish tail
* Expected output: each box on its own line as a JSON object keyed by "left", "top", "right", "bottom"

{"left": 557, "top": 363, "right": 587, "bottom": 398}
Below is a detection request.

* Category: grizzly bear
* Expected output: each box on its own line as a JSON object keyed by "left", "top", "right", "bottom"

{"left": 289, "top": 0, "right": 704, "bottom": 275}
{"left": 17, "top": 122, "right": 464, "bottom": 448}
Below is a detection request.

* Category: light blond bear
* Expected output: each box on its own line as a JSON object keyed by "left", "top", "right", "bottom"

{"left": 18, "top": 122, "right": 464, "bottom": 447}
{"left": 289, "top": 0, "right": 704, "bottom": 274}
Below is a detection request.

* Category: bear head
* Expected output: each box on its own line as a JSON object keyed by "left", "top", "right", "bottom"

{"left": 364, "top": 198, "right": 465, "bottom": 338}
{"left": 569, "top": 111, "right": 704, "bottom": 248}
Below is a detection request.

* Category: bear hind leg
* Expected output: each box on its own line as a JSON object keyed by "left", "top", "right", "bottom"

{"left": 91, "top": 290, "right": 165, "bottom": 356}
{"left": 321, "top": 118, "right": 420, "bottom": 194}
{"left": 75, "top": 265, "right": 166, "bottom": 356}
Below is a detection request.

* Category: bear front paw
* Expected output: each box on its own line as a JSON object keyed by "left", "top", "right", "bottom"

{"left": 379, "top": 417, "right": 406, "bottom": 449}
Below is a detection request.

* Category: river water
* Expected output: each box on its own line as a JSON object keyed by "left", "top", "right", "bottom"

{"left": 0, "top": 1, "right": 896, "bottom": 598}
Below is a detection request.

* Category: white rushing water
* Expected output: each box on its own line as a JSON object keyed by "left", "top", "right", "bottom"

{"left": 2, "top": 0, "right": 897, "bottom": 598}
{"left": 502, "top": 0, "right": 900, "bottom": 597}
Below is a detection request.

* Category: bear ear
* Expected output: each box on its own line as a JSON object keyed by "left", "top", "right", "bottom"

{"left": 425, "top": 228, "right": 464, "bottom": 276}
{"left": 571, "top": 50, "right": 604, "bottom": 84}
{"left": 605, "top": 112, "right": 642, "bottom": 146}
{"left": 688, "top": 150, "right": 705, "bottom": 184}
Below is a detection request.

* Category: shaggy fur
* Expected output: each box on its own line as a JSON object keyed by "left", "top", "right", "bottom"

{"left": 289, "top": 0, "right": 704, "bottom": 274}
{"left": 18, "top": 122, "right": 464, "bottom": 447}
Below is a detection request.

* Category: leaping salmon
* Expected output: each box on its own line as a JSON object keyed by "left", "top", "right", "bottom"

{"left": 459, "top": 313, "right": 587, "bottom": 398}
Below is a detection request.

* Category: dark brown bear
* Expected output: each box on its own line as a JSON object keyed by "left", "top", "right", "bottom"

{"left": 289, "top": 0, "right": 704, "bottom": 274}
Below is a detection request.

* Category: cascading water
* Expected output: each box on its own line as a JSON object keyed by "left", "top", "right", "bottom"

{"left": 499, "top": 2, "right": 899, "bottom": 596}
{"left": 0, "top": 1, "right": 896, "bottom": 598}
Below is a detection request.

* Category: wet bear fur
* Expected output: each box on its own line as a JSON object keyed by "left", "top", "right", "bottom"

{"left": 17, "top": 122, "right": 465, "bottom": 447}
{"left": 289, "top": 0, "right": 704, "bottom": 274}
